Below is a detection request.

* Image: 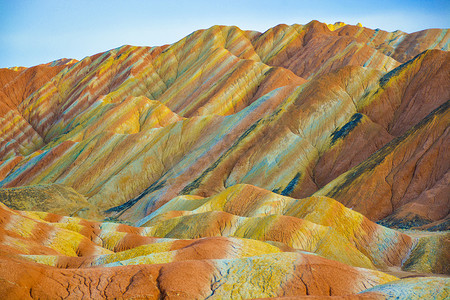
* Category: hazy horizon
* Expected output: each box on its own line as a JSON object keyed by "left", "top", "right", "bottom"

{"left": 1, "top": 0, "right": 449, "bottom": 68}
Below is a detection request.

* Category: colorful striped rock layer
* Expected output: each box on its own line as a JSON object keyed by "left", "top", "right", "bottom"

{"left": 0, "top": 21, "right": 449, "bottom": 299}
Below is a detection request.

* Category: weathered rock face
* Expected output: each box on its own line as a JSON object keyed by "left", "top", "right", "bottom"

{"left": 0, "top": 21, "right": 449, "bottom": 298}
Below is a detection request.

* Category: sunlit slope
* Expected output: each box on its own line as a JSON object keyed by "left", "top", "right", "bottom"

{"left": 1, "top": 194, "right": 447, "bottom": 298}
{"left": 0, "top": 201, "right": 400, "bottom": 299}
{"left": 0, "top": 21, "right": 448, "bottom": 226}
{"left": 138, "top": 184, "right": 416, "bottom": 269}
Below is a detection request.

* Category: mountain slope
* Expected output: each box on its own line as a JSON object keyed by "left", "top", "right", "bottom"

{"left": 0, "top": 21, "right": 449, "bottom": 298}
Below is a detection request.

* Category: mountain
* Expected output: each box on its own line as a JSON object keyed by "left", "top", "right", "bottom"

{"left": 0, "top": 21, "right": 449, "bottom": 298}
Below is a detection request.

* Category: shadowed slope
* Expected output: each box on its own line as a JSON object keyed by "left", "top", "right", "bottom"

{"left": 359, "top": 50, "right": 450, "bottom": 136}
{"left": 316, "top": 100, "right": 449, "bottom": 225}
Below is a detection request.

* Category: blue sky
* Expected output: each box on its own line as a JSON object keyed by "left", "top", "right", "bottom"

{"left": 1, "top": 0, "right": 449, "bottom": 68}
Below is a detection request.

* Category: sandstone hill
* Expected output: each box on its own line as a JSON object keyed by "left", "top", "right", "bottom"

{"left": 0, "top": 21, "right": 449, "bottom": 299}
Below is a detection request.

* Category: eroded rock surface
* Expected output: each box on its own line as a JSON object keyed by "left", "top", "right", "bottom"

{"left": 1, "top": 21, "right": 449, "bottom": 298}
